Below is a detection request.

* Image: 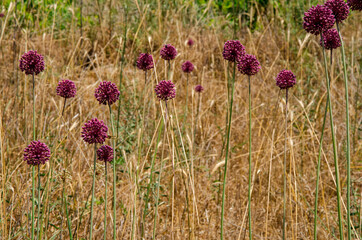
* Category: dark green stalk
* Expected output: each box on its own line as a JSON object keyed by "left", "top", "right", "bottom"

{"left": 64, "top": 194, "right": 72, "bottom": 239}
{"left": 32, "top": 72, "right": 35, "bottom": 240}
{"left": 183, "top": 73, "right": 189, "bottom": 129}
{"left": 220, "top": 61, "right": 236, "bottom": 240}
{"left": 104, "top": 161, "right": 107, "bottom": 240}
{"left": 61, "top": 98, "right": 67, "bottom": 117}
{"left": 336, "top": 23, "right": 351, "bottom": 240}
{"left": 247, "top": 76, "right": 252, "bottom": 240}
{"left": 89, "top": 143, "right": 97, "bottom": 240}
{"left": 153, "top": 159, "right": 165, "bottom": 240}
{"left": 282, "top": 88, "right": 288, "bottom": 240}
{"left": 321, "top": 33, "right": 344, "bottom": 240}
{"left": 37, "top": 165, "right": 41, "bottom": 239}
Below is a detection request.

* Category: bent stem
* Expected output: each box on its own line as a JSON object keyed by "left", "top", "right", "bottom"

{"left": 220, "top": 61, "right": 236, "bottom": 239}
{"left": 89, "top": 143, "right": 97, "bottom": 240}
{"left": 321, "top": 33, "right": 344, "bottom": 240}
{"left": 337, "top": 23, "right": 351, "bottom": 240}
{"left": 282, "top": 88, "right": 288, "bottom": 240}
{"left": 248, "top": 76, "right": 252, "bottom": 240}
{"left": 104, "top": 161, "right": 108, "bottom": 240}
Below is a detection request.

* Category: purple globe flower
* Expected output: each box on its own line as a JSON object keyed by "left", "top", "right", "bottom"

{"left": 195, "top": 85, "right": 204, "bottom": 93}
{"left": 181, "top": 61, "right": 194, "bottom": 73}
{"left": 160, "top": 44, "right": 177, "bottom": 61}
{"left": 187, "top": 39, "right": 194, "bottom": 47}
{"left": 325, "top": 0, "right": 349, "bottom": 23}
{"left": 23, "top": 141, "right": 51, "bottom": 166}
{"left": 19, "top": 50, "right": 45, "bottom": 75}
{"left": 222, "top": 40, "right": 246, "bottom": 62}
{"left": 348, "top": 0, "right": 362, "bottom": 11}
{"left": 95, "top": 81, "right": 120, "bottom": 105}
{"left": 155, "top": 80, "right": 176, "bottom": 101}
{"left": 56, "top": 79, "right": 77, "bottom": 99}
{"left": 97, "top": 145, "right": 114, "bottom": 163}
{"left": 303, "top": 5, "right": 335, "bottom": 35}
{"left": 0, "top": 13, "right": 4, "bottom": 18}
{"left": 137, "top": 53, "right": 154, "bottom": 71}
{"left": 237, "top": 54, "right": 261, "bottom": 76}
{"left": 320, "top": 29, "right": 341, "bottom": 50}
{"left": 276, "top": 70, "right": 297, "bottom": 90}
{"left": 81, "top": 118, "right": 108, "bottom": 144}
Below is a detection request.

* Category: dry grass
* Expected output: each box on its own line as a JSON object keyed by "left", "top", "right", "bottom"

{"left": 0, "top": 1, "right": 361, "bottom": 239}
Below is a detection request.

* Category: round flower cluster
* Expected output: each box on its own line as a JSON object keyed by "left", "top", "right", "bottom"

{"left": 187, "top": 39, "right": 194, "bottom": 47}
{"left": 136, "top": 53, "right": 154, "bottom": 71}
{"left": 155, "top": 80, "right": 176, "bottom": 101}
{"left": 181, "top": 61, "right": 194, "bottom": 73}
{"left": 97, "top": 145, "right": 114, "bottom": 163}
{"left": 325, "top": 0, "right": 349, "bottom": 23}
{"left": 19, "top": 50, "right": 45, "bottom": 75}
{"left": 347, "top": 0, "right": 362, "bottom": 11}
{"left": 81, "top": 118, "right": 108, "bottom": 144}
{"left": 237, "top": 54, "right": 261, "bottom": 76}
{"left": 320, "top": 29, "right": 341, "bottom": 50}
{"left": 95, "top": 81, "right": 120, "bottom": 105}
{"left": 160, "top": 44, "right": 177, "bottom": 60}
{"left": 222, "top": 40, "right": 246, "bottom": 62}
{"left": 24, "top": 141, "right": 51, "bottom": 166}
{"left": 275, "top": 70, "right": 297, "bottom": 90}
{"left": 195, "top": 85, "right": 204, "bottom": 93}
{"left": 303, "top": 5, "right": 335, "bottom": 35}
{"left": 56, "top": 79, "right": 77, "bottom": 99}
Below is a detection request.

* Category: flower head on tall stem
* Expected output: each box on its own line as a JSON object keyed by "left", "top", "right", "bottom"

{"left": 155, "top": 80, "right": 176, "bottom": 101}
{"left": 237, "top": 54, "right": 261, "bottom": 76}
{"left": 325, "top": 0, "right": 349, "bottom": 23}
{"left": 276, "top": 70, "right": 297, "bottom": 90}
{"left": 347, "top": 0, "right": 362, "bottom": 11}
{"left": 137, "top": 53, "right": 154, "bottom": 71}
{"left": 0, "top": 12, "right": 4, "bottom": 18}
{"left": 95, "top": 81, "right": 120, "bottom": 105}
{"left": 187, "top": 38, "right": 194, "bottom": 47}
{"left": 303, "top": 5, "right": 335, "bottom": 35}
{"left": 160, "top": 44, "right": 177, "bottom": 61}
{"left": 19, "top": 50, "right": 45, "bottom": 75}
{"left": 56, "top": 79, "right": 77, "bottom": 99}
{"left": 81, "top": 118, "right": 108, "bottom": 144}
{"left": 319, "top": 29, "right": 341, "bottom": 50}
{"left": 195, "top": 85, "right": 204, "bottom": 93}
{"left": 24, "top": 141, "right": 51, "bottom": 166}
{"left": 181, "top": 61, "right": 194, "bottom": 73}
{"left": 97, "top": 145, "right": 114, "bottom": 163}
{"left": 222, "top": 40, "right": 246, "bottom": 62}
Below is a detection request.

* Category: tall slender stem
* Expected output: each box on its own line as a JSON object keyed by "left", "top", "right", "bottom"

{"left": 61, "top": 98, "right": 67, "bottom": 117}
{"left": 32, "top": 72, "right": 35, "bottom": 240}
{"left": 321, "top": 33, "right": 344, "bottom": 240}
{"left": 248, "top": 76, "right": 252, "bottom": 240}
{"left": 89, "top": 143, "right": 97, "bottom": 240}
{"left": 336, "top": 23, "right": 351, "bottom": 240}
{"left": 104, "top": 161, "right": 107, "bottom": 240}
{"left": 282, "top": 89, "right": 288, "bottom": 240}
{"left": 37, "top": 165, "right": 41, "bottom": 239}
{"left": 220, "top": 61, "right": 236, "bottom": 239}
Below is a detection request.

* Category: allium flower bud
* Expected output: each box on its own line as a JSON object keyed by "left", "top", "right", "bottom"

{"left": 276, "top": 70, "right": 297, "bottom": 90}
{"left": 0, "top": 13, "right": 4, "bottom": 18}
{"left": 320, "top": 29, "right": 341, "bottom": 50}
{"left": 97, "top": 145, "right": 114, "bottom": 163}
{"left": 347, "top": 0, "right": 362, "bottom": 11}
{"left": 19, "top": 50, "right": 45, "bottom": 75}
{"left": 24, "top": 141, "right": 51, "bottom": 166}
{"left": 56, "top": 79, "right": 77, "bottom": 99}
{"left": 155, "top": 80, "right": 176, "bottom": 101}
{"left": 325, "top": 0, "right": 349, "bottom": 23}
{"left": 195, "top": 85, "right": 204, "bottom": 93}
{"left": 160, "top": 44, "right": 177, "bottom": 60}
{"left": 181, "top": 61, "right": 194, "bottom": 73}
{"left": 187, "top": 39, "right": 194, "bottom": 47}
{"left": 303, "top": 5, "right": 335, "bottom": 35}
{"left": 136, "top": 53, "right": 154, "bottom": 71}
{"left": 237, "top": 54, "right": 261, "bottom": 76}
{"left": 222, "top": 40, "right": 246, "bottom": 62}
{"left": 81, "top": 118, "right": 108, "bottom": 144}
{"left": 95, "top": 81, "right": 120, "bottom": 105}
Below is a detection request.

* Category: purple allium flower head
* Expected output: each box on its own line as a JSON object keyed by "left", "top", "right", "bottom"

{"left": 56, "top": 79, "right": 77, "bottom": 99}
{"left": 320, "top": 29, "right": 341, "bottom": 49}
{"left": 136, "top": 53, "right": 154, "bottom": 71}
{"left": 23, "top": 141, "right": 51, "bottom": 166}
{"left": 19, "top": 50, "right": 45, "bottom": 75}
{"left": 237, "top": 54, "right": 261, "bottom": 76}
{"left": 187, "top": 39, "right": 194, "bottom": 47}
{"left": 348, "top": 0, "right": 362, "bottom": 11}
{"left": 195, "top": 85, "right": 204, "bottom": 93}
{"left": 81, "top": 118, "right": 108, "bottom": 144}
{"left": 155, "top": 80, "right": 176, "bottom": 101}
{"left": 160, "top": 44, "right": 177, "bottom": 61}
{"left": 325, "top": 0, "right": 349, "bottom": 23}
{"left": 182, "top": 61, "right": 194, "bottom": 73}
{"left": 97, "top": 145, "right": 114, "bottom": 163}
{"left": 95, "top": 81, "right": 120, "bottom": 105}
{"left": 303, "top": 5, "right": 335, "bottom": 35}
{"left": 222, "top": 40, "right": 246, "bottom": 62}
{"left": 0, "top": 13, "right": 4, "bottom": 18}
{"left": 276, "top": 70, "right": 297, "bottom": 90}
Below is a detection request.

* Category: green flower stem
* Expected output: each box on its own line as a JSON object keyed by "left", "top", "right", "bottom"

{"left": 89, "top": 143, "right": 97, "bottom": 240}
{"left": 32, "top": 72, "right": 35, "bottom": 240}
{"left": 248, "top": 75, "right": 252, "bottom": 240}
{"left": 37, "top": 165, "right": 41, "bottom": 239}
{"left": 104, "top": 161, "right": 107, "bottom": 240}
{"left": 321, "top": 33, "right": 344, "bottom": 240}
{"left": 336, "top": 23, "right": 351, "bottom": 240}
{"left": 220, "top": 61, "right": 236, "bottom": 240}
{"left": 282, "top": 88, "right": 288, "bottom": 240}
